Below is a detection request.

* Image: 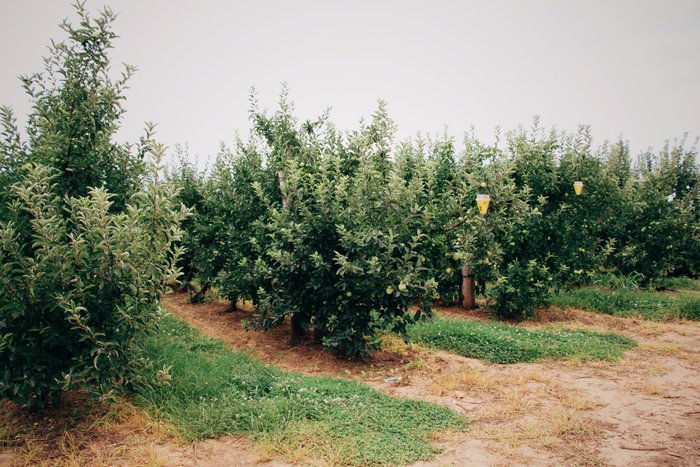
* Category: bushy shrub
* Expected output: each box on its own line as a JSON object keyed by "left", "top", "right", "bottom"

{"left": 0, "top": 157, "right": 187, "bottom": 408}
{"left": 249, "top": 100, "right": 439, "bottom": 357}
{"left": 0, "top": 2, "right": 187, "bottom": 408}
{"left": 178, "top": 95, "right": 561, "bottom": 351}
{"left": 168, "top": 137, "right": 277, "bottom": 305}
{"left": 16, "top": 2, "right": 145, "bottom": 208}
{"left": 610, "top": 139, "right": 699, "bottom": 280}
{"left": 488, "top": 259, "right": 552, "bottom": 319}
{"left": 494, "top": 121, "right": 699, "bottom": 288}
{"left": 176, "top": 102, "right": 698, "bottom": 348}
{"left": 506, "top": 122, "right": 622, "bottom": 286}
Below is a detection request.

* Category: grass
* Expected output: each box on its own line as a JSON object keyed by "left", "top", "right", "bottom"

{"left": 0, "top": 394, "right": 170, "bottom": 466}
{"left": 407, "top": 317, "right": 635, "bottom": 364}
{"left": 134, "top": 315, "right": 467, "bottom": 466}
{"left": 651, "top": 276, "right": 700, "bottom": 291}
{"left": 550, "top": 286, "right": 700, "bottom": 320}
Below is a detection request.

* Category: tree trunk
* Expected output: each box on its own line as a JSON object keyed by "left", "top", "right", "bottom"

{"left": 313, "top": 326, "right": 326, "bottom": 344}
{"left": 461, "top": 264, "right": 476, "bottom": 309}
{"left": 291, "top": 314, "right": 305, "bottom": 342}
{"left": 277, "top": 170, "right": 288, "bottom": 207}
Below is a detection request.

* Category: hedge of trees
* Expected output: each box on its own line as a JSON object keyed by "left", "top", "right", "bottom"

{"left": 171, "top": 95, "right": 699, "bottom": 358}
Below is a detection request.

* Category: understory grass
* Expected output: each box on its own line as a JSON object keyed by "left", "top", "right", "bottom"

{"left": 407, "top": 317, "right": 636, "bottom": 364}
{"left": 550, "top": 286, "right": 700, "bottom": 321}
{"left": 651, "top": 276, "right": 700, "bottom": 291}
{"left": 135, "top": 315, "right": 466, "bottom": 466}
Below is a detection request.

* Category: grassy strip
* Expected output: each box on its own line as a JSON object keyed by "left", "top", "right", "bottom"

{"left": 651, "top": 276, "right": 700, "bottom": 291}
{"left": 550, "top": 287, "right": 700, "bottom": 321}
{"left": 135, "top": 315, "right": 466, "bottom": 466}
{"left": 407, "top": 317, "right": 635, "bottom": 364}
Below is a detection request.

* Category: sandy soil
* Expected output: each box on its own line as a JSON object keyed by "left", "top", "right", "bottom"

{"left": 160, "top": 293, "right": 700, "bottom": 466}
{"left": 152, "top": 436, "right": 289, "bottom": 467}
{"left": 0, "top": 392, "right": 287, "bottom": 467}
{"left": 2, "top": 293, "right": 698, "bottom": 466}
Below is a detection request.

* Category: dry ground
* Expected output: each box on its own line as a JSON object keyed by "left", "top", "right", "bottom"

{"left": 2, "top": 292, "right": 699, "bottom": 466}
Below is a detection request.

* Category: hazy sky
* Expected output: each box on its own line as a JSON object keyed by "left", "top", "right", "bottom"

{"left": 1, "top": 0, "right": 699, "bottom": 166}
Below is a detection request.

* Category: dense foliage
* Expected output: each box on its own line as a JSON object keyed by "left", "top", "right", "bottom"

{"left": 506, "top": 124, "right": 700, "bottom": 285}
{"left": 172, "top": 94, "right": 698, "bottom": 356}
{"left": 13, "top": 2, "right": 144, "bottom": 208}
{"left": 0, "top": 159, "right": 186, "bottom": 408}
{"left": 0, "top": 3, "right": 186, "bottom": 408}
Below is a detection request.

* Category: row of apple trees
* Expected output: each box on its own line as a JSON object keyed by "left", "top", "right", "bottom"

{"left": 169, "top": 91, "right": 699, "bottom": 358}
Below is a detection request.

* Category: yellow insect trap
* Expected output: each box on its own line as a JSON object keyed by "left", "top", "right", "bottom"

{"left": 573, "top": 181, "right": 584, "bottom": 196}
{"left": 476, "top": 194, "right": 490, "bottom": 215}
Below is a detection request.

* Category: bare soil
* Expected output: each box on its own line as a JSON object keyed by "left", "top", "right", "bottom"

{"left": 0, "top": 392, "right": 286, "bottom": 467}
{"left": 161, "top": 293, "right": 700, "bottom": 466}
{"left": 2, "top": 293, "right": 698, "bottom": 466}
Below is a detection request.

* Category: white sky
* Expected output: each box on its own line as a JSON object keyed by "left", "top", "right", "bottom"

{"left": 1, "top": 0, "right": 699, "bottom": 166}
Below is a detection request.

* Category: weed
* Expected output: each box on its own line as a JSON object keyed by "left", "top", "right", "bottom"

{"left": 408, "top": 317, "right": 636, "bottom": 364}
{"left": 0, "top": 395, "right": 173, "bottom": 466}
{"left": 379, "top": 333, "right": 412, "bottom": 355}
{"left": 404, "top": 357, "right": 429, "bottom": 373}
{"left": 635, "top": 379, "right": 665, "bottom": 396}
{"left": 430, "top": 367, "right": 500, "bottom": 395}
{"left": 651, "top": 277, "right": 700, "bottom": 291}
{"left": 479, "top": 408, "right": 602, "bottom": 449}
{"left": 550, "top": 286, "right": 700, "bottom": 321}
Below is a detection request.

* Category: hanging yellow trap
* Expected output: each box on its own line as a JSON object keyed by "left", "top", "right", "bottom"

{"left": 476, "top": 194, "right": 490, "bottom": 215}
{"left": 573, "top": 181, "right": 584, "bottom": 196}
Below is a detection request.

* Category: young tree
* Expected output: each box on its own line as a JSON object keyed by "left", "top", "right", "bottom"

{"left": 19, "top": 1, "right": 144, "bottom": 208}
{"left": 0, "top": 2, "right": 187, "bottom": 408}
{"left": 0, "top": 153, "right": 187, "bottom": 408}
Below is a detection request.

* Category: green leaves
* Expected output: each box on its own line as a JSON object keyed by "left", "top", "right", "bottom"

{"left": 17, "top": 1, "right": 144, "bottom": 210}
{"left": 0, "top": 159, "right": 185, "bottom": 408}
{"left": 0, "top": 1, "right": 187, "bottom": 407}
{"left": 488, "top": 259, "right": 551, "bottom": 319}
{"left": 175, "top": 90, "right": 698, "bottom": 356}
{"left": 173, "top": 97, "right": 444, "bottom": 358}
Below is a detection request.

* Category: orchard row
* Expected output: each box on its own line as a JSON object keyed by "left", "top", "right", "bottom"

{"left": 170, "top": 96, "right": 699, "bottom": 357}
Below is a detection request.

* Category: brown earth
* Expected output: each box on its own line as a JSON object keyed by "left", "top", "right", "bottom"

{"left": 0, "top": 392, "right": 286, "bottom": 467}
{"left": 2, "top": 293, "right": 699, "bottom": 466}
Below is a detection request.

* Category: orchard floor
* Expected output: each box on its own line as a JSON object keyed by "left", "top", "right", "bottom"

{"left": 2, "top": 292, "right": 699, "bottom": 466}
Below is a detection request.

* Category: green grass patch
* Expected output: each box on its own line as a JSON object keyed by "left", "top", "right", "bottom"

{"left": 550, "top": 286, "right": 700, "bottom": 321}
{"left": 407, "top": 317, "right": 635, "bottom": 364}
{"left": 651, "top": 276, "right": 700, "bottom": 291}
{"left": 134, "top": 315, "right": 466, "bottom": 465}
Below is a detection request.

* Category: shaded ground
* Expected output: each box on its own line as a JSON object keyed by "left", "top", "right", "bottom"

{"left": 2, "top": 292, "right": 699, "bottom": 466}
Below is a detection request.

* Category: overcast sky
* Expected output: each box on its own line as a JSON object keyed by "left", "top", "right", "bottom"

{"left": 1, "top": 0, "right": 699, "bottom": 166}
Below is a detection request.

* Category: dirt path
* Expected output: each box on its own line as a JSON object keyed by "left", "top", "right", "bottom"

{"left": 161, "top": 293, "right": 700, "bottom": 466}
{"left": 4, "top": 294, "right": 696, "bottom": 466}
